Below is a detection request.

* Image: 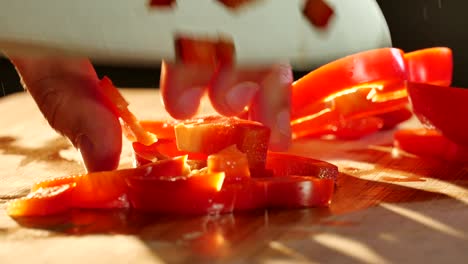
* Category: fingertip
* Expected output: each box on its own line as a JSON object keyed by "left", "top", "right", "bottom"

{"left": 249, "top": 63, "right": 293, "bottom": 151}
{"left": 77, "top": 132, "right": 121, "bottom": 172}
{"left": 209, "top": 68, "right": 260, "bottom": 116}
{"left": 268, "top": 109, "right": 292, "bottom": 152}
{"left": 160, "top": 61, "right": 211, "bottom": 120}
{"left": 72, "top": 95, "right": 123, "bottom": 172}
{"left": 169, "top": 87, "right": 205, "bottom": 120}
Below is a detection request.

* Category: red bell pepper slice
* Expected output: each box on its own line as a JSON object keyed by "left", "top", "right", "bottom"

{"left": 207, "top": 145, "right": 251, "bottom": 182}
{"left": 265, "top": 151, "right": 339, "bottom": 180}
{"left": 6, "top": 184, "right": 74, "bottom": 217}
{"left": 291, "top": 48, "right": 407, "bottom": 118}
{"left": 98, "top": 77, "right": 157, "bottom": 146}
{"left": 394, "top": 128, "right": 468, "bottom": 163}
{"left": 302, "top": 0, "right": 334, "bottom": 28}
{"left": 262, "top": 176, "right": 335, "bottom": 208}
{"left": 404, "top": 47, "right": 453, "bottom": 86}
{"left": 291, "top": 82, "right": 408, "bottom": 139}
{"left": 218, "top": 179, "right": 267, "bottom": 211}
{"left": 330, "top": 116, "right": 384, "bottom": 139}
{"left": 297, "top": 116, "right": 385, "bottom": 140}
{"left": 407, "top": 82, "right": 468, "bottom": 148}
{"left": 24, "top": 157, "right": 189, "bottom": 210}
{"left": 126, "top": 172, "right": 228, "bottom": 214}
{"left": 376, "top": 107, "right": 413, "bottom": 130}
{"left": 175, "top": 115, "right": 271, "bottom": 171}
{"left": 263, "top": 152, "right": 337, "bottom": 208}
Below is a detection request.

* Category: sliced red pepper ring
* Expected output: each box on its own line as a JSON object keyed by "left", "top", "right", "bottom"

{"left": 376, "top": 107, "right": 413, "bottom": 130}
{"left": 261, "top": 176, "right": 335, "bottom": 208}
{"left": 30, "top": 173, "right": 128, "bottom": 209}
{"left": 98, "top": 76, "right": 157, "bottom": 145}
{"left": 404, "top": 47, "right": 453, "bottom": 86}
{"left": 219, "top": 180, "right": 266, "bottom": 211}
{"left": 407, "top": 82, "right": 468, "bottom": 148}
{"left": 126, "top": 172, "right": 228, "bottom": 215}
{"left": 394, "top": 129, "right": 468, "bottom": 163}
{"left": 25, "top": 157, "right": 190, "bottom": 210}
{"left": 266, "top": 151, "right": 339, "bottom": 180}
{"left": 175, "top": 115, "right": 271, "bottom": 171}
{"left": 330, "top": 116, "right": 384, "bottom": 140}
{"left": 291, "top": 48, "right": 407, "bottom": 118}
{"left": 7, "top": 184, "right": 74, "bottom": 217}
{"left": 291, "top": 81, "right": 408, "bottom": 139}
{"left": 302, "top": 0, "right": 334, "bottom": 28}
{"left": 299, "top": 116, "right": 385, "bottom": 140}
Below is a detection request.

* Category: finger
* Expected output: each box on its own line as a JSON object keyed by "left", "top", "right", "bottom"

{"left": 208, "top": 66, "right": 262, "bottom": 116}
{"left": 160, "top": 61, "right": 212, "bottom": 120}
{"left": 9, "top": 56, "right": 122, "bottom": 172}
{"left": 249, "top": 63, "right": 293, "bottom": 151}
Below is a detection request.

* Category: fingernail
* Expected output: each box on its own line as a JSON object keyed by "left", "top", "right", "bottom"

{"left": 175, "top": 87, "right": 205, "bottom": 119}
{"left": 226, "top": 82, "right": 259, "bottom": 114}
{"left": 269, "top": 109, "right": 292, "bottom": 151}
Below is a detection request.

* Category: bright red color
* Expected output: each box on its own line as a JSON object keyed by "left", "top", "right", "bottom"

{"left": 299, "top": 116, "right": 385, "bottom": 140}
{"left": 377, "top": 107, "right": 413, "bottom": 130}
{"left": 404, "top": 47, "right": 453, "bottom": 86}
{"left": 407, "top": 82, "right": 468, "bottom": 148}
{"left": 217, "top": 180, "right": 267, "bottom": 211}
{"left": 266, "top": 151, "right": 339, "bottom": 180}
{"left": 148, "top": 0, "right": 175, "bottom": 7}
{"left": 127, "top": 172, "right": 227, "bottom": 214}
{"left": 291, "top": 83, "right": 408, "bottom": 139}
{"left": 332, "top": 117, "right": 384, "bottom": 139}
{"left": 302, "top": 0, "right": 334, "bottom": 28}
{"left": 215, "top": 0, "right": 256, "bottom": 9}
{"left": 262, "top": 176, "right": 335, "bottom": 208}
{"left": 394, "top": 129, "right": 468, "bottom": 163}
{"left": 291, "top": 48, "right": 407, "bottom": 118}
{"left": 290, "top": 48, "right": 409, "bottom": 139}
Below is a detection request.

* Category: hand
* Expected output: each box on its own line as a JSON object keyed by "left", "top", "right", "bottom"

{"left": 7, "top": 56, "right": 122, "bottom": 172}
{"left": 160, "top": 62, "right": 293, "bottom": 151}
{"left": 8, "top": 56, "right": 292, "bottom": 173}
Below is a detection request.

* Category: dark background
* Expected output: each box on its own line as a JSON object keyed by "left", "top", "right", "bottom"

{"left": 1, "top": 0, "right": 466, "bottom": 96}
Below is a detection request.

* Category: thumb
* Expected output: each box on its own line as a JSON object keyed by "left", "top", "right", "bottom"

{"left": 9, "top": 56, "right": 122, "bottom": 172}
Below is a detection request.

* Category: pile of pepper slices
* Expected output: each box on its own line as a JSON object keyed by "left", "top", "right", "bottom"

{"left": 7, "top": 45, "right": 467, "bottom": 217}
{"left": 6, "top": 0, "right": 468, "bottom": 217}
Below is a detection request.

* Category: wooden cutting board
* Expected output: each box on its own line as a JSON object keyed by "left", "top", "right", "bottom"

{"left": 0, "top": 89, "right": 467, "bottom": 264}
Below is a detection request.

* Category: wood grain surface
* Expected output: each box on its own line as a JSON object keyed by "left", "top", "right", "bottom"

{"left": 0, "top": 89, "right": 467, "bottom": 264}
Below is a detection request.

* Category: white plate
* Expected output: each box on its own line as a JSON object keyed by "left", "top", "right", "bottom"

{"left": 0, "top": 0, "right": 391, "bottom": 70}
